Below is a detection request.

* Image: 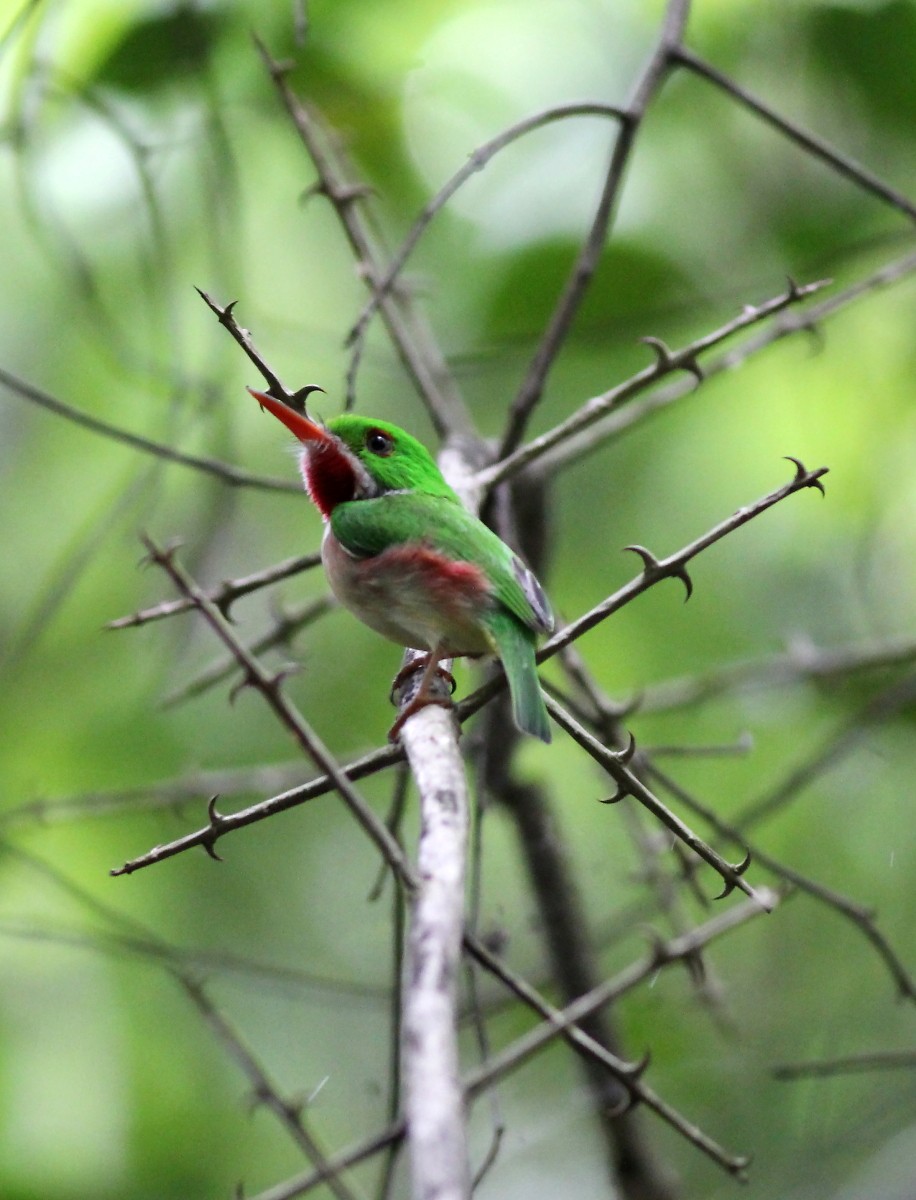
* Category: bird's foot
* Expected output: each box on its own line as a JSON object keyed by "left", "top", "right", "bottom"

{"left": 388, "top": 655, "right": 456, "bottom": 706}
{"left": 388, "top": 652, "right": 457, "bottom": 743}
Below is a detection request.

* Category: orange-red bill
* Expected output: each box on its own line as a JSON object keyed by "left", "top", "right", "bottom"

{"left": 247, "top": 387, "right": 330, "bottom": 444}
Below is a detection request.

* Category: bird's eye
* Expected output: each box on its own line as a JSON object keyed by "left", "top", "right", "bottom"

{"left": 366, "top": 429, "right": 394, "bottom": 456}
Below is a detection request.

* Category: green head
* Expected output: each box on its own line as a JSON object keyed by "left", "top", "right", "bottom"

{"left": 328, "top": 415, "right": 459, "bottom": 501}
{"left": 248, "top": 389, "right": 458, "bottom": 514}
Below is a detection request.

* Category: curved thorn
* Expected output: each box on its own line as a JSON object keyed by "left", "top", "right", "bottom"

{"left": 713, "top": 877, "right": 737, "bottom": 901}
{"left": 673, "top": 563, "right": 694, "bottom": 601}
{"left": 228, "top": 676, "right": 248, "bottom": 706}
{"left": 206, "top": 794, "right": 224, "bottom": 825}
{"left": 202, "top": 838, "right": 224, "bottom": 863}
{"left": 639, "top": 335, "right": 673, "bottom": 370}
{"left": 683, "top": 947, "right": 707, "bottom": 985}
{"left": 290, "top": 384, "right": 325, "bottom": 414}
{"left": 598, "top": 786, "right": 629, "bottom": 805}
{"left": 784, "top": 454, "right": 807, "bottom": 482}
{"left": 621, "top": 1049, "right": 651, "bottom": 1080}
{"left": 614, "top": 730, "right": 637, "bottom": 764}
{"left": 712, "top": 855, "right": 751, "bottom": 901}
{"left": 623, "top": 544, "right": 660, "bottom": 573}
{"left": 731, "top": 848, "right": 753, "bottom": 877}
{"left": 683, "top": 355, "right": 704, "bottom": 385}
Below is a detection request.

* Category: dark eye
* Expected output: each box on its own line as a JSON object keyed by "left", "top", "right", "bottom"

{"left": 366, "top": 429, "right": 394, "bottom": 456}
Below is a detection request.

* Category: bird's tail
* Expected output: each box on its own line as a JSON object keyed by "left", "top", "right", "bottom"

{"left": 486, "top": 612, "right": 551, "bottom": 743}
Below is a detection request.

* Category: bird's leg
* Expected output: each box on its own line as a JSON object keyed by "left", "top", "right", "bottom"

{"left": 388, "top": 647, "right": 456, "bottom": 742}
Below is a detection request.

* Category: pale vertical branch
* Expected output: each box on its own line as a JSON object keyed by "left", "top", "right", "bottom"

{"left": 399, "top": 707, "right": 472, "bottom": 1200}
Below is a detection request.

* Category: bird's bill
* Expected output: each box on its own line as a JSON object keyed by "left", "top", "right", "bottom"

{"left": 248, "top": 387, "right": 331, "bottom": 445}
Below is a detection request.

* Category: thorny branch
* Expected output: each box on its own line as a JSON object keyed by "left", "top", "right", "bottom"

{"left": 119, "top": 538, "right": 416, "bottom": 890}
{"left": 110, "top": 456, "right": 824, "bottom": 878}
{"left": 536, "top": 247, "right": 916, "bottom": 479}
{"left": 245, "top": 894, "right": 774, "bottom": 1200}
{"left": 69, "top": 1, "right": 916, "bottom": 1196}
{"left": 473, "top": 277, "right": 829, "bottom": 493}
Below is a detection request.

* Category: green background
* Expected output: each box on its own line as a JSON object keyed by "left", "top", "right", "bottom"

{"left": 1, "top": 1, "right": 914, "bottom": 1197}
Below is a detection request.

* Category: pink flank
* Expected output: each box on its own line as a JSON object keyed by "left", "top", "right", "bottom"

{"left": 324, "top": 534, "right": 494, "bottom": 655}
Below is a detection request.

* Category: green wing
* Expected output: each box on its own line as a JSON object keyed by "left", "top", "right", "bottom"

{"left": 330, "top": 493, "right": 554, "bottom": 634}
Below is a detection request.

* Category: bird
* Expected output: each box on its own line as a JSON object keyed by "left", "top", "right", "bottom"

{"left": 249, "top": 387, "right": 554, "bottom": 742}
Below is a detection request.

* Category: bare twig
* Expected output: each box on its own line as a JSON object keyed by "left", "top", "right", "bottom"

{"left": 499, "top": 0, "right": 692, "bottom": 457}
{"left": 161, "top": 595, "right": 335, "bottom": 708}
{"left": 466, "top": 894, "right": 776, "bottom": 1164}
{"left": 773, "top": 1051, "right": 916, "bottom": 1081}
{"left": 196, "top": 288, "right": 302, "bottom": 401}
{"left": 636, "top": 633, "right": 916, "bottom": 714}
{"left": 675, "top": 47, "right": 916, "bottom": 224}
{"left": 541, "top": 457, "right": 828, "bottom": 660}
{"left": 645, "top": 763, "right": 916, "bottom": 1003}
{"left": 108, "top": 551, "right": 323, "bottom": 628}
{"left": 0, "top": 365, "right": 297, "bottom": 492}
{"left": 253, "top": 37, "right": 472, "bottom": 437}
{"left": 180, "top": 975, "right": 367, "bottom": 1200}
{"left": 345, "top": 101, "right": 626, "bottom": 388}
{"left": 736, "top": 671, "right": 916, "bottom": 832}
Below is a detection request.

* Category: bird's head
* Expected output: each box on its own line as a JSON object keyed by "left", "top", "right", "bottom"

{"left": 249, "top": 388, "right": 457, "bottom": 518}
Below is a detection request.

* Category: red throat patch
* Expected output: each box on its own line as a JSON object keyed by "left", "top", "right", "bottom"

{"left": 301, "top": 442, "right": 358, "bottom": 518}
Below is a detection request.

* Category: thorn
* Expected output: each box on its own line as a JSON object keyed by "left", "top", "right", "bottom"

{"left": 623, "top": 544, "right": 660, "bottom": 573}
{"left": 784, "top": 455, "right": 827, "bottom": 496}
{"left": 202, "top": 795, "right": 226, "bottom": 863}
{"left": 598, "top": 785, "right": 629, "bottom": 805}
{"left": 138, "top": 535, "right": 182, "bottom": 570}
{"left": 613, "top": 730, "right": 637, "bottom": 764}
{"left": 785, "top": 274, "right": 801, "bottom": 300}
{"left": 269, "top": 663, "right": 301, "bottom": 691}
{"left": 639, "top": 924, "right": 670, "bottom": 966}
{"left": 682, "top": 947, "right": 707, "bottom": 986}
{"left": 229, "top": 674, "right": 252, "bottom": 706}
{"left": 674, "top": 563, "right": 694, "bottom": 601}
{"left": 620, "top": 1049, "right": 651, "bottom": 1081}
{"left": 712, "top": 849, "right": 752, "bottom": 900}
{"left": 640, "top": 335, "right": 673, "bottom": 370}
{"left": 640, "top": 336, "right": 703, "bottom": 385}
{"left": 624, "top": 545, "right": 693, "bottom": 599}
{"left": 290, "top": 384, "right": 325, "bottom": 413}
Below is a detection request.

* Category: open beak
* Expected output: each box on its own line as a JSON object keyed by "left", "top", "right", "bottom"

{"left": 248, "top": 388, "right": 332, "bottom": 445}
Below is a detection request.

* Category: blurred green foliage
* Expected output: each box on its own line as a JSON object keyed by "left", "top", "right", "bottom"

{"left": 1, "top": 1, "right": 915, "bottom": 1198}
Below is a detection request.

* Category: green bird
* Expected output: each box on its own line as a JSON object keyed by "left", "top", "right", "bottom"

{"left": 249, "top": 388, "right": 554, "bottom": 742}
